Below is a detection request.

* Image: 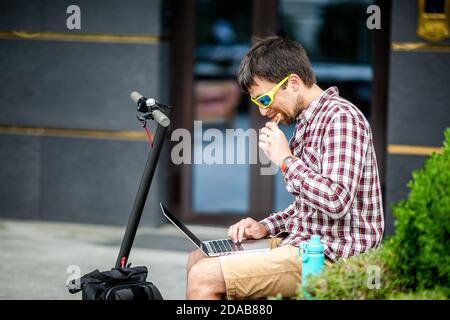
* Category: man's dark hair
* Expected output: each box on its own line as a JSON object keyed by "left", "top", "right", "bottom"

{"left": 237, "top": 36, "right": 316, "bottom": 94}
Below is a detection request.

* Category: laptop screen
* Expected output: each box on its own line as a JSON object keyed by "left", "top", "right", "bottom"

{"left": 159, "top": 203, "right": 203, "bottom": 248}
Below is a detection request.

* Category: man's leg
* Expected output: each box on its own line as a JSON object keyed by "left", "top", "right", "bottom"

{"left": 186, "top": 256, "right": 226, "bottom": 300}
{"left": 186, "top": 249, "right": 208, "bottom": 295}
{"left": 186, "top": 249, "right": 207, "bottom": 275}
{"left": 218, "top": 239, "right": 300, "bottom": 299}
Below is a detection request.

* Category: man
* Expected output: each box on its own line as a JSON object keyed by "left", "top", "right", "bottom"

{"left": 186, "top": 36, "right": 384, "bottom": 300}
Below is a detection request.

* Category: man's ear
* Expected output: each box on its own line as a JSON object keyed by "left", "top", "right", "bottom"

{"left": 288, "top": 74, "right": 303, "bottom": 92}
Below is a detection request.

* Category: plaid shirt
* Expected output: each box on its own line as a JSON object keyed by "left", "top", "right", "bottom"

{"left": 260, "top": 87, "right": 384, "bottom": 261}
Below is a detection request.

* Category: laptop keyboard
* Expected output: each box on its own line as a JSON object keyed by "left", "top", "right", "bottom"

{"left": 207, "top": 239, "right": 241, "bottom": 253}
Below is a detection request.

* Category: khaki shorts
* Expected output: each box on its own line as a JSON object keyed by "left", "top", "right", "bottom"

{"left": 219, "top": 237, "right": 300, "bottom": 300}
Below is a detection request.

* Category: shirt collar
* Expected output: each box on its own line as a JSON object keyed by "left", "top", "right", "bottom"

{"left": 297, "top": 86, "right": 339, "bottom": 123}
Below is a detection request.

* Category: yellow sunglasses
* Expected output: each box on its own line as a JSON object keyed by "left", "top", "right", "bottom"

{"left": 251, "top": 74, "right": 290, "bottom": 108}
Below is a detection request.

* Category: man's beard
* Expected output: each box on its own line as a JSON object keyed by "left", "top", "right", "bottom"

{"left": 282, "top": 96, "right": 304, "bottom": 125}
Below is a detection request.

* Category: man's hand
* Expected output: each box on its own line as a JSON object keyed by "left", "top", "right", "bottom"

{"left": 227, "top": 218, "right": 268, "bottom": 244}
{"left": 258, "top": 122, "right": 292, "bottom": 167}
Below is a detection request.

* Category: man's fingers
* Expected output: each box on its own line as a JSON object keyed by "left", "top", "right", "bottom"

{"left": 228, "top": 225, "right": 236, "bottom": 242}
{"left": 260, "top": 127, "right": 273, "bottom": 137}
{"left": 266, "top": 121, "right": 276, "bottom": 128}
{"left": 231, "top": 225, "right": 239, "bottom": 243}
{"left": 230, "top": 225, "right": 242, "bottom": 243}
{"left": 231, "top": 224, "right": 245, "bottom": 243}
{"left": 228, "top": 219, "right": 262, "bottom": 243}
{"left": 237, "top": 225, "right": 246, "bottom": 243}
{"left": 265, "top": 122, "right": 279, "bottom": 132}
{"left": 259, "top": 133, "right": 270, "bottom": 144}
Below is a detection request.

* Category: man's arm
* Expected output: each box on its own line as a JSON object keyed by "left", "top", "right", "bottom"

{"left": 283, "top": 112, "right": 370, "bottom": 220}
{"left": 227, "top": 203, "right": 295, "bottom": 243}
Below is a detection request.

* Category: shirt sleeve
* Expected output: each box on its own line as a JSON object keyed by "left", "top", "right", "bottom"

{"left": 259, "top": 202, "right": 296, "bottom": 236}
{"left": 283, "top": 111, "right": 370, "bottom": 220}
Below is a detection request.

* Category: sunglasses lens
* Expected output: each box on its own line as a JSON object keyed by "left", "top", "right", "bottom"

{"left": 257, "top": 95, "right": 271, "bottom": 107}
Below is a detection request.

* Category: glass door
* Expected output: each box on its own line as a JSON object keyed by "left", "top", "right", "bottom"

{"left": 191, "top": 0, "right": 253, "bottom": 217}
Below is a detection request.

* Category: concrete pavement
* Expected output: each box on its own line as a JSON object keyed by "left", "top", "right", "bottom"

{"left": 0, "top": 218, "right": 228, "bottom": 300}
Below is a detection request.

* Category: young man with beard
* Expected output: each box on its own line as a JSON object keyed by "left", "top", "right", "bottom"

{"left": 185, "top": 36, "right": 384, "bottom": 300}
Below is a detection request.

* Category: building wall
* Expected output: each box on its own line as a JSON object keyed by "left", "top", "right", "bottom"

{"left": 385, "top": 0, "right": 450, "bottom": 235}
{"left": 0, "top": 0, "right": 170, "bottom": 226}
{"left": 2, "top": 0, "right": 449, "bottom": 235}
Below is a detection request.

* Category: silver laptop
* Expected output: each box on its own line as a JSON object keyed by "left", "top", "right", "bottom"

{"left": 160, "top": 203, "right": 270, "bottom": 257}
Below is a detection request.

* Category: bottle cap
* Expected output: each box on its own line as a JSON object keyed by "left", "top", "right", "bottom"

{"left": 306, "top": 235, "right": 324, "bottom": 253}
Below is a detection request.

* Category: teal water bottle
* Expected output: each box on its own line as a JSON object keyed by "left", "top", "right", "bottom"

{"left": 300, "top": 235, "right": 324, "bottom": 298}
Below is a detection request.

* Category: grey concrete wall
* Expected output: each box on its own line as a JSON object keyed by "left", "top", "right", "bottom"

{"left": 0, "top": 0, "right": 161, "bottom": 34}
{"left": 385, "top": 0, "right": 450, "bottom": 235}
{"left": 0, "top": 0, "right": 170, "bottom": 227}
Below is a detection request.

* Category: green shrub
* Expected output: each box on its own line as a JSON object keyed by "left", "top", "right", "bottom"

{"left": 296, "top": 246, "right": 397, "bottom": 300}
{"left": 296, "top": 128, "right": 450, "bottom": 299}
{"left": 387, "top": 128, "right": 450, "bottom": 294}
{"left": 388, "top": 287, "right": 448, "bottom": 300}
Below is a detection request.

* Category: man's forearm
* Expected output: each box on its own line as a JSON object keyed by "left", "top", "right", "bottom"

{"left": 259, "top": 203, "right": 296, "bottom": 236}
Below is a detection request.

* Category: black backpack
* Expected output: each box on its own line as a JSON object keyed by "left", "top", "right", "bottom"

{"left": 68, "top": 266, "right": 163, "bottom": 300}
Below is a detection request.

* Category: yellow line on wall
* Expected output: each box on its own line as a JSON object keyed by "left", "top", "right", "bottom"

{"left": 387, "top": 144, "right": 442, "bottom": 156}
{"left": 0, "top": 127, "right": 442, "bottom": 155}
{"left": 0, "top": 126, "right": 150, "bottom": 141}
{"left": 0, "top": 30, "right": 162, "bottom": 44}
{"left": 392, "top": 42, "right": 450, "bottom": 52}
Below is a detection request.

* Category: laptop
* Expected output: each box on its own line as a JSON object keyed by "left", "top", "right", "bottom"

{"left": 160, "top": 203, "right": 270, "bottom": 257}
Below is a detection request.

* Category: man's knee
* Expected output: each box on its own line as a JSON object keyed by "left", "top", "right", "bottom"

{"left": 187, "top": 249, "right": 207, "bottom": 272}
{"left": 188, "top": 258, "right": 210, "bottom": 283}
{"left": 186, "top": 261, "right": 211, "bottom": 298}
{"left": 186, "top": 258, "right": 225, "bottom": 299}
{"left": 189, "top": 249, "right": 207, "bottom": 262}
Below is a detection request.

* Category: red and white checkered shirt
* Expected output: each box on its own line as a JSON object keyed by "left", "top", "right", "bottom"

{"left": 260, "top": 87, "right": 384, "bottom": 261}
